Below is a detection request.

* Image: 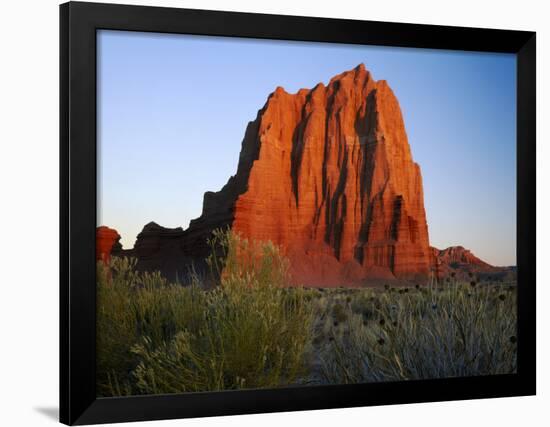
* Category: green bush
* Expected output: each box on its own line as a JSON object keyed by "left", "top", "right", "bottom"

{"left": 97, "top": 229, "right": 313, "bottom": 396}
{"left": 97, "top": 257, "right": 208, "bottom": 395}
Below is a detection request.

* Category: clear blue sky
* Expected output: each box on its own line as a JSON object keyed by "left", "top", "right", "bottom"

{"left": 97, "top": 30, "right": 516, "bottom": 266}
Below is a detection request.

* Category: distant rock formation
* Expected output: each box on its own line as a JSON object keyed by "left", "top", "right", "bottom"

{"left": 432, "top": 246, "right": 492, "bottom": 269}
{"left": 431, "top": 246, "right": 515, "bottom": 282}
{"left": 128, "top": 222, "right": 198, "bottom": 282}
{"left": 96, "top": 226, "right": 121, "bottom": 264}
{"left": 104, "top": 222, "right": 197, "bottom": 283}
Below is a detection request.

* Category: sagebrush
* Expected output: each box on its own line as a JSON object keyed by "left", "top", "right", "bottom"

{"left": 97, "top": 229, "right": 313, "bottom": 396}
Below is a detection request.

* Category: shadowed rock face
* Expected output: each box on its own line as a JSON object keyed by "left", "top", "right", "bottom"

{"left": 184, "top": 64, "right": 432, "bottom": 285}
{"left": 113, "top": 222, "right": 201, "bottom": 283}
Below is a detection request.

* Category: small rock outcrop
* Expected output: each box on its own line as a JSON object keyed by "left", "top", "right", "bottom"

{"left": 132, "top": 222, "right": 199, "bottom": 282}
{"left": 431, "top": 245, "right": 515, "bottom": 281}
{"left": 432, "top": 246, "right": 492, "bottom": 269}
{"left": 96, "top": 226, "right": 121, "bottom": 264}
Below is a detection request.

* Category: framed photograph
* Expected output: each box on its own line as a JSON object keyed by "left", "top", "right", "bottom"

{"left": 60, "top": 1, "right": 536, "bottom": 425}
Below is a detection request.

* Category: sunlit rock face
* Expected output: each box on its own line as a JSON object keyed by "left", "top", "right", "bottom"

{"left": 185, "top": 64, "right": 432, "bottom": 286}
{"left": 96, "top": 226, "right": 122, "bottom": 265}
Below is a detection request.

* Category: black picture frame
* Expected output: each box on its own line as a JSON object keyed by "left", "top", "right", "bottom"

{"left": 60, "top": 1, "right": 536, "bottom": 425}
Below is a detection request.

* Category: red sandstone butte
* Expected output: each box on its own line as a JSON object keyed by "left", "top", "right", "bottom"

{"left": 96, "top": 226, "right": 122, "bottom": 264}
{"left": 184, "top": 64, "right": 432, "bottom": 286}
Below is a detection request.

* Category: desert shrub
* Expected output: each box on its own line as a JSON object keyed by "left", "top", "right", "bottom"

{"left": 319, "top": 283, "right": 517, "bottom": 384}
{"left": 207, "top": 228, "right": 290, "bottom": 289}
{"left": 332, "top": 303, "right": 348, "bottom": 324}
{"left": 132, "top": 285, "right": 312, "bottom": 393}
{"left": 98, "top": 229, "right": 313, "bottom": 396}
{"left": 350, "top": 289, "right": 377, "bottom": 320}
{"left": 97, "top": 259, "right": 138, "bottom": 396}
{"left": 96, "top": 258, "right": 207, "bottom": 396}
{"left": 132, "top": 230, "right": 313, "bottom": 394}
